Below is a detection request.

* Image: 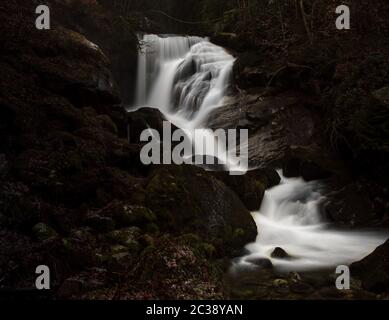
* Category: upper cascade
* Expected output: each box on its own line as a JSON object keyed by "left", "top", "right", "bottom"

{"left": 135, "top": 34, "right": 235, "bottom": 128}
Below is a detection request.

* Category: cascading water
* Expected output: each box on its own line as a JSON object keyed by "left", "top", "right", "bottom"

{"left": 135, "top": 34, "right": 235, "bottom": 127}
{"left": 134, "top": 34, "right": 244, "bottom": 171}
{"left": 133, "top": 34, "right": 388, "bottom": 272}
{"left": 240, "top": 172, "right": 388, "bottom": 272}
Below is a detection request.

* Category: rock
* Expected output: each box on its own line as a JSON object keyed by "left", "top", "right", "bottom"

{"left": 350, "top": 240, "right": 389, "bottom": 293}
{"left": 145, "top": 165, "right": 257, "bottom": 256}
{"left": 289, "top": 282, "right": 314, "bottom": 294}
{"left": 58, "top": 278, "right": 84, "bottom": 298}
{"left": 84, "top": 214, "right": 115, "bottom": 232}
{"left": 32, "top": 223, "right": 58, "bottom": 241}
{"left": 324, "top": 183, "right": 376, "bottom": 226}
{"left": 247, "top": 168, "right": 281, "bottom": 189}
{"left": 106, "top": 227, "right": 141, "bottom": 252}
{"left": 246, "top": 257, "right": 273, "bottom": 269}
{"left": 211, "top": 172, "right": 266, "bottom": 211}
{"left": 127, "top": 107, "right": 167, "bottom": 144}
{"left": 271, "top": 247, "right": 289, "bottom": 259}
{"left": 273, "top": 278, "right": 288, "bottom": 287}
{"left": 283, "top": 146, "right": 332, "bottom": 181}
{"left": 372, "top": 86, "right": 389, "bottom": 107}
{"left": 211, "top": 167, "right": 281, "bottom": 211}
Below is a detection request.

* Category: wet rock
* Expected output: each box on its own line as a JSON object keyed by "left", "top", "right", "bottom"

{"left": 324, "top": 183, "right": 376, "bottom": 226}
{"left": 283, "top": 146, "right": 332, "bottom": 181}
{"left": 145, "top": 164, "right": 257, "bottom": 256}
{"left": 246, "top": 257, "right": 273, "bottom": 269}
{"left": 127, "top": 107, "right": 167, "bottom": 144}
{"left": 271, "top": 247, "right": 289, "bottom": 259}
{"left": 247, "top": 168, "right": 281, "bottom": 189}
{"left": 211, "top": 167, "right": 280, "bottom": 211}
{"left": 351, "top": 240, "right": 389, "bottom": 293}
{"left": 211, "top": 171, "right": 266, "bottom": 211}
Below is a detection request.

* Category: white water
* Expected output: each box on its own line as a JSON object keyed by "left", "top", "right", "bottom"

{"left": 134, "top": 34, "right": 388, "bottom": 272}
{"left": 240, "top": 172, "right": 388, "bottom": 272}
{"left": 135, "top": 34, "right": 245, "bottom": 171}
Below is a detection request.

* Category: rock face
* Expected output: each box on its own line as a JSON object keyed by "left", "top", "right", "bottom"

{"left": 212, "top": 168, "right": 281, "bottom": 211}
{"left": 351, "top": 240, "right": 389, "bottom": 293}
{"left": 145, "top": 165, "right": 257, "bottom": 256}
{"left": 324, "top": 183, "right": 377, "bottom": 226}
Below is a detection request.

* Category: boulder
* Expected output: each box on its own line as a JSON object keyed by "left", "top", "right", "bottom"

{"left": 324, "top": 183, "right": 376, "bottom": 226}
{"left": 271, "top": 247, "right": 290, "bottom": 259}
{"left": 211, "top": 167, "right": 280, "bottom": 211}
{"left": 32, "top": 223, "right": 58, "bottom": 241}
{"left": 350, "top": 240, "right": 389, "bottom": 293}
{"left": 127, "top": 107, "right": 167, "bottom": 144}
{"left": 145, "top": 164, "right": 257, "bottom": 256}
{"left": 246, "top": 257, "right": 273, "bottom": 269}
{"left": 283, "top": 146, "right": 332, "bottom": 181}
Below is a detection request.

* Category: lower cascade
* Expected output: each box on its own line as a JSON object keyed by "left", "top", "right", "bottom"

{"left": 134, "top": 34, "right": 387, "bottom": 272}
{"left": 240, "top": 173, "right": 388, "bottom": 271}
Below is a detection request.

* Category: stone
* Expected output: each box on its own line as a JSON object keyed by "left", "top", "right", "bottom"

{"left": 351, "top": 240, "right": 389, "bottom": 293}
{"left": 246, "top": 257, "right": 273, "bottom": 269}
{"left": 145, "top": 164, "right": 257, "bottom": 256}
{"left": 271, "top": 247, "right": 289, "bottom": 259}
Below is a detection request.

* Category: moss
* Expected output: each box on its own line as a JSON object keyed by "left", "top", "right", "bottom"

{"left": 119, "top": 205, "right": 157, "bottom": 227}
{"left": 110, "top": 245, "right": 129, "bottom": 255}
{"left": 106, "top": 227, "right": 141, "bottom": 251}
{"left": 233, "top": 228, "right": 245, "bottom": 239}
{"left": 32, "top": 222, "right": 58, "bottom": 241}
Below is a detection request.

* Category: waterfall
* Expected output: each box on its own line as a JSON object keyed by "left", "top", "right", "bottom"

{"left": 134, "top": 35, "right": 387, "bottom": 272}
{"left": 135, "top": 34, "right": 235, "bottom": 127}
{"left": 240, "top": 172, "right": 388, "bottom": 272}
{"left": 134, "top": 34, "right": 245, "bottom": 172}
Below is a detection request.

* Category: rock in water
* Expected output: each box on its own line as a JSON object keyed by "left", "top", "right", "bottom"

{"left": 145, "top": 164, "right": 257, "bottom": 256}
{"left": 246, "top": 257, "right": 273, "bottom": 269}
{"left": 271, "top": 247, "right": 290, "bottom": 259}
{"left": 351, "top": 239, "right": 389, "bottom": 293}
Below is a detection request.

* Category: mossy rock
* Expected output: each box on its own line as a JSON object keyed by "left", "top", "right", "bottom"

{"left": 106, "top": 227, "right": 141, "bottom": 252}
{"left": 32, "top": 223, "right": 58, "bottom": 241}
{"left": 145, "top": 165, "right": 257, "bottom": 256}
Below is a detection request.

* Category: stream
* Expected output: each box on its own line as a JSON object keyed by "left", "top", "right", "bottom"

{"left": 133, "top": 34, "right": 388, "bottom": 272}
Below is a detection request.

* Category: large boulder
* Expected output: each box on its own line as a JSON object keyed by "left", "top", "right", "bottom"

{"left": 145, "top": 165, "right": 257, "bottom": 256}
{"left": 351, "top": 240, "right": 389, "bottom": 293}
{"left": 127, "top": 107, "right": 168, "bottom": 144}
{"left": 212, "top": 168, "right": 281, "bottom": 211}
{"left": 324, "top": 183, "right": 377, "bottom": 226}
{"left": 283, "top": 146, "right": 333, "bottom": 181}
